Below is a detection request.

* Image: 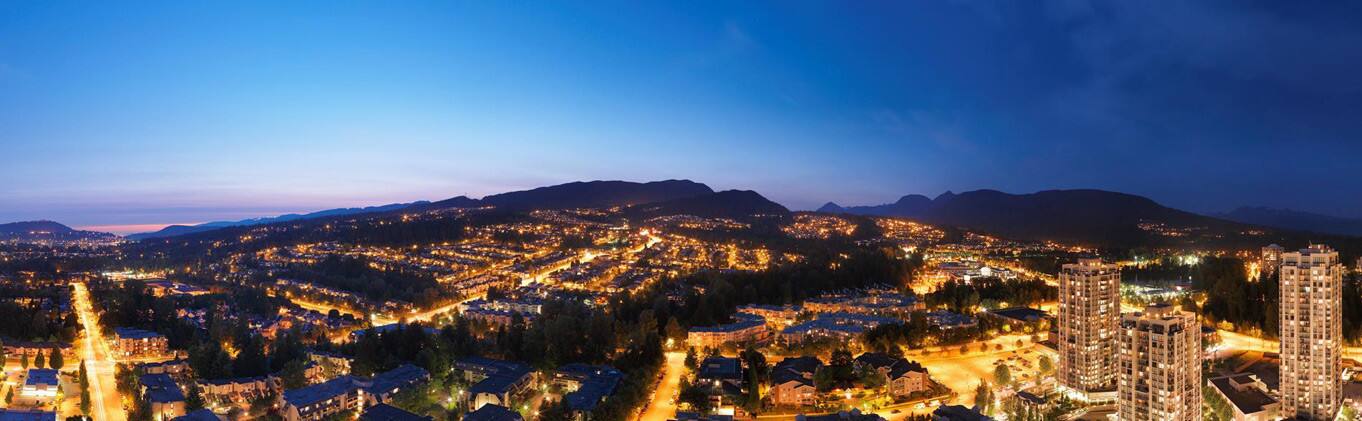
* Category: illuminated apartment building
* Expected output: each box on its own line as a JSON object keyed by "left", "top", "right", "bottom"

{"left": 1117, "top": 303, "right": 1201, "bottom": 421}
{"left": 1261, "top": 244, "right": 1284, "bottom": 276}
{"left": 1280, "top": 245, "right": 1343, "bottom": 420}
{"left": 1057, "top": 258, "right": 1119, "bottom": 401}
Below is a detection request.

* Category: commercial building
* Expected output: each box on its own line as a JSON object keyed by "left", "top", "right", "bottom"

{"left": 1056, "top": 258, "right": 1119, "bottom": 401}
{"left": 1207, "top": 374, "right": 1279, "bottom": 421}
{"left": 1116, "top": 303, "right": 1201, "bottom": 421}
{"left": 1279, "top": 245, "right": 1343, "bottom": 420}
{"left": 19, "top": 369, "right": 59, "bottom": 405}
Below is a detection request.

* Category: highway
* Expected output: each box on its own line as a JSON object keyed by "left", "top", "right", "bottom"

{"left": 72, "top": 282, "right": 126, "bottom": 421}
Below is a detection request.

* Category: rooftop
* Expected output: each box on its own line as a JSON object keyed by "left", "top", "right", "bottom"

{"left": 171, "top": 409, "right": 222, "bottom": 421}
{"left": 113, "top": 327, "right": 163, "bottom": 340}
{"left": 283, "top": 376, "right": 363, "bottom": 408}
{"left": 462, "top": 405, "right": 523, "bottom": 421}
{"left": 0, "top": 410, "right": 57, "bottom": 421}
{"left": 1208, "top": 374, "right": 1278, "bottom": 415}
{"left": 24, "top": 369, "right": 58, "bottom": 386}
{"left": 359, "top": 404, "right": 431, "bottom": 421}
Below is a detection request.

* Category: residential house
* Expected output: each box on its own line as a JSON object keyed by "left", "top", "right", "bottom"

{"left": 770, "top": 357, "right": 821, "bottom": 407}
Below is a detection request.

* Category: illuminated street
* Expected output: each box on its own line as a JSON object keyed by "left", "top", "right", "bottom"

{"left": 72, "top": 282, "right": 126, "bottom": 421}
{"left": 638, "top": 352, "right": 685, "bottom": 421}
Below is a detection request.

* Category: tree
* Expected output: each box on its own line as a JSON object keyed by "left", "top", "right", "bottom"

{"left": 677, "top": 379, "right": 712, "bottom": 413}
{"left": 21, "top": 352, "right": 29, "bottom": 369}
{"left": 49, "top": 349, "right": 64, "bottom": 370}
{"left": 993, "top": 364, "right": 1012, "bottom": 386}
{"left": 80, "top": 385, "right": 92, "bottom": 415}
{"left": 1037, "top": 356, "right": 1052, "bottom": 374}
{"left": 186, "top": 382, "right": 206, "bottom": 411}
{"left": 79, "top": 360, "right": 90, "bottom": 388}
{"left": 665, "top": 317, "right": 686, "bottom": 348}
{"left": 35, "top": 350, "right": 45, "bottom": 369}
{"left": 973, "top": 381, "right": 994, "bottom": 415}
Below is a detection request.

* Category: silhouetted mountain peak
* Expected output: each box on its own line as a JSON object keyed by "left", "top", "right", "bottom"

{"left": 0, "top": 220, "right": 113, "bottom": 242}
{"left": 628, "top": 189, "right": 789, "bottom": 219}
{"left": 816, "top": 202, "right": 846, "bottom": 213}
{"left": 481, "top": 179, "right": 714, "bottom": 210}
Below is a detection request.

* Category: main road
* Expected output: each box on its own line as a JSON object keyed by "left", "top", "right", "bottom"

{"left": 637, "top": 352, "right": 685, "bottom": 421}
{"left": 72, "top": 282, "right": 126, "bottom": 421}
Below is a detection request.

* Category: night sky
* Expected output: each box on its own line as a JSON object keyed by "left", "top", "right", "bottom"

{"left": 3, "top": 1, "right": 1362, "bottom": 233}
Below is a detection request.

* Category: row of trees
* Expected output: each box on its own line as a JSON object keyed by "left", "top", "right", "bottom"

{"left": 8, "top": 348, "right": 65, "bottom": 370}
{"left": 925, "top": 277, "right": 1056, "bottom": 314}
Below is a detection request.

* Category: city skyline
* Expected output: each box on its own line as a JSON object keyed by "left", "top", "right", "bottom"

{"left": 6, "top": 2, "right": 1362, "bottom": 230}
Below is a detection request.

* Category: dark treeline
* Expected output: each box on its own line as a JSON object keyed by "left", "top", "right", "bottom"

{"left": 1194, "top": 256, "right": 1362, "bottom": 344}
{"left": 860, "top": 311, "right": 1011, "bottom": 352}
{"left": 678, "top": 246, "right": 920, "bottom": 327}
{"left": 1194, "top": 257, "right": 1278, "bottom": 338}
{"left": 0, "top": 284, "right": 78, "bottom": 342}
{"left": 925, "top": 277, "right": 1056, "bottom": 314}
{"left": 274, "top": 255, "right": 445, "bottom": 306}
{"left": 0, "top": 301, "right": 77, "bottom": 342}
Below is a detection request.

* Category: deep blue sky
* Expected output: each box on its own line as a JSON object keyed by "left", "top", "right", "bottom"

{"left": 3, "top": 1, "right": 1362, "bottom": 233}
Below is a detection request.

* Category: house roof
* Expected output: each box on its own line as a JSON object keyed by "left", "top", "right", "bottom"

{"left": 557, "top": 364, "right": 622, "bottom": 412}
{"left": 697, "top": 357, "right": 742, "bottom": 381}
{"left": 140, "top": 373, "right": 186, "bottom": 403}
{"left": 171, "top": 409, "right": 222, "bottom": 421}
{"left": 359, "top": 404, "right": 430, "bottom": 421}
{"left": 283, "top": 376, "right": 362, "bottom": 408}
{"left": 462, "top": 405, "right": 523, "bottom": 421}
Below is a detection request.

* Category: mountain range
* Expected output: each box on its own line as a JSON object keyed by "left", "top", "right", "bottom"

{"left": 13, "top": 180, "right": 1360, "bottom": 247}
{"left": 1212, "top": 206, "right": 1362, "bottom": 237}
{"left": 820, "top": 189, "right": 1254, "bottom": 246}
{"left": 127, "top": 180, "right": 768, "bottom": 240}
{"left": 126, "top": 201, "right": 429, "bottom": 240}
{"left": 0, "top": 220, "right": 117, "bottom": 242}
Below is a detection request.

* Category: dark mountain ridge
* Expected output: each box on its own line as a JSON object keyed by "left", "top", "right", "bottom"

{"left": 0, "top": 220, "right": 115, "bottom": 242}
{"left": 128, "top": 180, "right": 720, "bottom": 240}
{"left": 821, "top": 189, "right": 1251, "bottom": 246}
{"left": 480, "top": 179, "right": 714, "bottom": 210}
{"left": 127, "top": 201, "right": 429, "bottom": 240}
{"left": 1213, "top": 206, "right": 1362, "bottom": 237}
{"left": 627, "top": 189, "right": 790, "bottom": 220}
